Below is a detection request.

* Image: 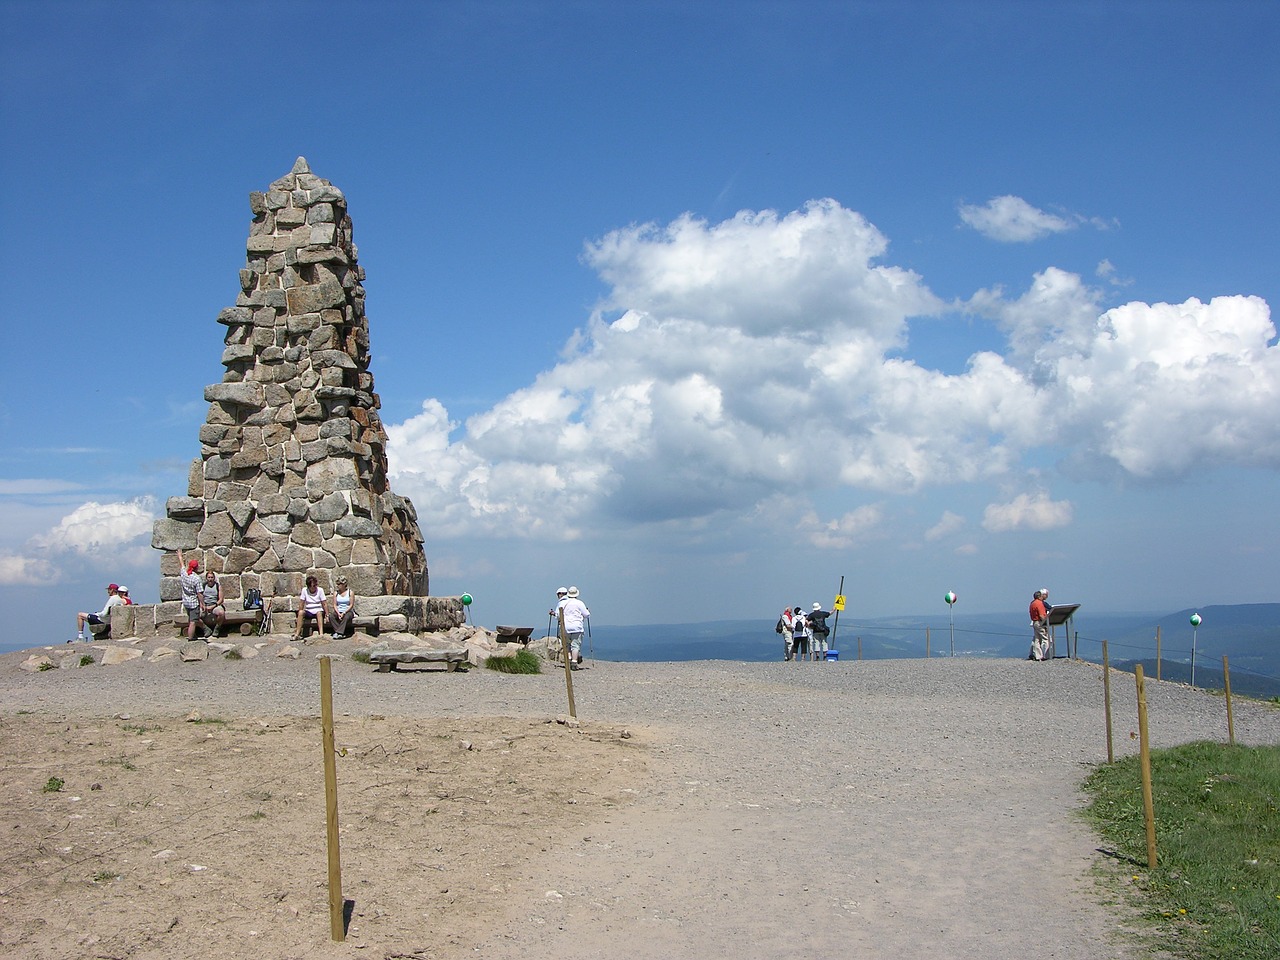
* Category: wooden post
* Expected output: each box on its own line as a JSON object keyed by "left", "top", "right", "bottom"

{"left": 857, "top": 636, "right": 862, "bottom": 661}
{"left": 1223, "top": 655, "right": 1235, "bottom": 746}
{"left": 558, "top": 608, "right": 576, "bottom": 719}
{"left": 1102, "top": 639, "right": 1114, "bottom": 764}
{"left": 1135, "top": 665, "right": 1157, "bottom": 870}
{"left": 319, "top": 657, "right": 345, "bottom": 942}
{"left": 925, "top": 626, "right": 930, "bottom": 659}
{"left": 1155, "top": 625, "right": 1162, "bottom": 682}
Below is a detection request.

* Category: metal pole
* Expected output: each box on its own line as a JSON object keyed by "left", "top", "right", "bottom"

{"left": 830, "top": 575, "right": 845, "bottom": 650}
{"left": 949, "top": 605, "right": 954, "bottom": 657}
{"left": 1190, "top": 626, "right": 1198, "bottom": 688}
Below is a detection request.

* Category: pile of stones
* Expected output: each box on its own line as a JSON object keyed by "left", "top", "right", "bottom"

{"left": 140, "top": 158, "right": 456, "bottom": 637}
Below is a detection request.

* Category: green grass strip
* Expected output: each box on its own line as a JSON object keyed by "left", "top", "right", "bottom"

{"left": 1082, "top": 741, "right": 1280, "bottom": 959}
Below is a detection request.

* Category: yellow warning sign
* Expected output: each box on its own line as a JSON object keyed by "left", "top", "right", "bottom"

{"left": 833, "top": 595, "right": 846, "bottom": 611}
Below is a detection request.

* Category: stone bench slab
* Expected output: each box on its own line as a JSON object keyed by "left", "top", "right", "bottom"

{"left": 368, "top": 649, "right": 467, "bottom": 672}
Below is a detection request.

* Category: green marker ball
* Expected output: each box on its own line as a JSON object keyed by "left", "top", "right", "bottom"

{"left": 1190, "top": 613, "right": 1201, "bottom": 626}
{"left": 461, "top": 593, "right": 473, "bottom": 605}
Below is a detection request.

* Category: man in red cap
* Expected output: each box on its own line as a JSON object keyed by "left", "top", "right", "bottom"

{"left": 74, "top": 583, "right": 123, "bottom": 642}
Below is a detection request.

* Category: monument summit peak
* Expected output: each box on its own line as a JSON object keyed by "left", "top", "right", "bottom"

{"left": 152, "top": 160, "right": 429, "bottom": 609}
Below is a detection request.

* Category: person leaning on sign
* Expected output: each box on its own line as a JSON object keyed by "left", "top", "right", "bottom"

{"left": 1028, "top": 589, "right": 1050, "bottom": 661}
{"left": 808, "top": 602, "right": 833, "bottom": 661}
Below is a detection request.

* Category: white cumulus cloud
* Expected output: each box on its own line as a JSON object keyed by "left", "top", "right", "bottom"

{"left": 959, "top": 195, "right": 1076, "bottom": 243}
{"left": 30, "top": 498, "right": 158, "bottom": 556}
{"left": 385, "top": 199, "right": 1280, "bottom": 549}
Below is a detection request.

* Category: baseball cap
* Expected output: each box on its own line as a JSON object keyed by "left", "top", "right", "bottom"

{"left": 107, "top": 583, "right": 119, "bottom": 591}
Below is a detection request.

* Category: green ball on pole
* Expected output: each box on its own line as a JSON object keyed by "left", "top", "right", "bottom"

{"left": 944, "top": 591, "right": 957, "bottom": 606}
{"left": 461, "top": 594, "right": 472, "bottom": 605}
{"left": 1189, "top": 612, "right": 1201, "bottom": 626}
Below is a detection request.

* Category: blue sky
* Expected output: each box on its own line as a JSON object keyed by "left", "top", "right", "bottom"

{"left": 2, "top": 0, "right": 1277, "bottom": 641}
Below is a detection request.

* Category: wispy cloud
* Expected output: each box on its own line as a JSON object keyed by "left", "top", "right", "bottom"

{"left": 958, "top": 195, "right": 1107, "bottom": 243}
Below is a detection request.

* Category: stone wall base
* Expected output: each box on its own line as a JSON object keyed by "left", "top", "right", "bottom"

{"left": 110, "top": 595, "right": 465, "bottom": 639}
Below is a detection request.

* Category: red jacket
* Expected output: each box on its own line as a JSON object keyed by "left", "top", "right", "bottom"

{"left": 1029, "top": 598, "right": 1047, "bottom": 622}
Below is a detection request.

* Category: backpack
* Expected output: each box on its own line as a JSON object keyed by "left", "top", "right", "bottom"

{"left": 775, "top": 616, "right": 785, "bottom": 634}
{"left": 243, "top": 588, "right": 263, "bottom": 610}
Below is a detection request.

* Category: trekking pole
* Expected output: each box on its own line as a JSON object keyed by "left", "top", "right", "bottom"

{"left": 546, "top": 611, "right": 554, "bottom": 639}
{"left": 587, "top": 616, "right": 593, "bottom": 660}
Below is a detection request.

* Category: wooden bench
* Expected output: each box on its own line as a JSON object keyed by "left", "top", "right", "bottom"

{"left": 495, "top": 625, "right": 534, "bottom": 644}
{"left": 368, "top": 649, "right": 468, "bottom": 672}
{"left": 221, "top": 609, "right": 265, "bottom": 636}
{"left": 173, "top": 608, "right": 264, "bottom": 638}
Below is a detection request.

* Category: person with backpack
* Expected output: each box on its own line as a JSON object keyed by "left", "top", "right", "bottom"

{"left": 777, "top": 606, "right": 796, "bottom": 660}
{"left": 791, "top": 606, "right": 810, "bottom": 661}
{"left": 808, "top": 602, "right": 833, "bottom": 661}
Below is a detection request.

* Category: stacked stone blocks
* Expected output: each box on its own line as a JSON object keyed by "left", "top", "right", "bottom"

{"left": 151, "top": 158, "right": 432, "bottom": 618}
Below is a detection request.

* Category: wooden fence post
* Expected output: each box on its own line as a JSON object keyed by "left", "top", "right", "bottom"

{"left": 1135, "top": 665, "right": 1157, "bottom": 870}
{"left": 1102, "top": 639, "right": 1114, "bottom": 764}
{"left": 1223, "top": 655, "right": 1235, "bottom": 746}
{"left": 320, "top": 657, "right": 345, "bottom": 942}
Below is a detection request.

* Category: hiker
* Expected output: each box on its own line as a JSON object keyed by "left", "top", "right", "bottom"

{"left": 809, "top": 602, "right": 833, "bottom": 660}
{"left": 73, "top": 583, "right": 123, "bottom": 642}
{"left": 118, "top": 585, "right": 133, "bottom": 605}
{"left": 177, "top": 549, "right": 203, "bottom": 639}
{"left": 778, "top": 606, "right": 796, "bottom": 660}
{"left": 1028, "top": 589, "right": 1050, "bottom": 661}
{"left": 559, "top": 586, "right": 590, "bottom": 668}
{"left": 791, "top": 606, "right": 810, "bottom": 661}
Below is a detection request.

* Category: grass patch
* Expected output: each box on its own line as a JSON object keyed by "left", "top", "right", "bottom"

{"left": 121, "top": 722, "right": 160, "bottom": 735}
{"left": 38, "top": 662, "right": 55, "bottom": 671}
{"left": 223, "top": 648, "right": 243, "bottom": 660}
{"left": 1082, "top": 741, "right": 1280, "bottom": 960}
{"left": 100, "top": 755, "right": 137, "bottom": 771}
{"left": 78, "top": 654, "right": 95, "bottom": 666}
{"left": 43, "top": 776, "right": 64, "bottom": 793}
{"left": 485, "top": 648, "right": 542, "bottom": 674}
{"left": 188, "top": 716, "right": 227, "bottom": 725}
{"left": 351, "top": 649, "right": 371, "bottom": 664}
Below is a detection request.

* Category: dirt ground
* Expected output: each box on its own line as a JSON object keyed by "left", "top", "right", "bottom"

{"left": 4, "top": 643, "right": 1277, "bottom": 960}
{"left": 0, "top": 709, "right": 646, "bottom": 960}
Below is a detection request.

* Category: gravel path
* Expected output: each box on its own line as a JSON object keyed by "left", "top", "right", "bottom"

{"left": 5, "top": 646, "right": 1277, "bottom": 959}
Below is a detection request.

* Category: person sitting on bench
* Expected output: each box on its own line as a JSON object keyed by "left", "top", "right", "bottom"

{"left": 328, "top": 575, "right": 355, "bottom": 639}
{"left": 294, "top": 574, "right": 327, "bottom": 639}
{"left": 73, "top": 583, "right": 123, "bottom": 642}
{"left": 198, "top": 570, "right": 226, "bottom": 636}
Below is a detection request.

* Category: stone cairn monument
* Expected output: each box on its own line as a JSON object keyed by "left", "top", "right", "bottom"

{"left": 137, "top": 158, "right": 459, "bottom": 638}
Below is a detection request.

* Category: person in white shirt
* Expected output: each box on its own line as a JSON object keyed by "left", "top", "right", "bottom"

{"left": 294, "top": 575, "right": 328, "bottom": 639}
{"left": 558, "top": 586, "right": 590, "bottom": 668}
{"left": 74, "top": 583, "right": 123, "bottom": 642}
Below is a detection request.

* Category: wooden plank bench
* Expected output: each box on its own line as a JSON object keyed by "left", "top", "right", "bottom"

{"left": 495, "top": 625, "right": 534, "bottom": 644}
{"left": 368, "top": 649, "right": 468, "bottom": 672}
{"left": 221, "top": 609, "right": 265, "bottom": 636}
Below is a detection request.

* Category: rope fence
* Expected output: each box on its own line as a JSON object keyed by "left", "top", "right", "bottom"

{"left": 833, "top": 621, "right": 1280, "bottom": 698}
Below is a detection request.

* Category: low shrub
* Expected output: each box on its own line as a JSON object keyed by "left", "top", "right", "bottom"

{"left": 485, "top": 648, "right": 542, "bottom": 674}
